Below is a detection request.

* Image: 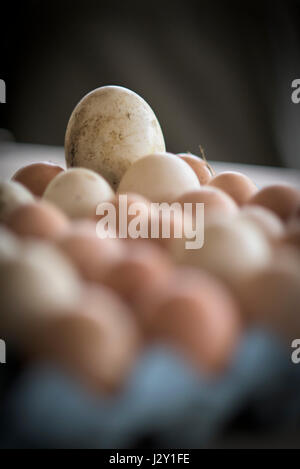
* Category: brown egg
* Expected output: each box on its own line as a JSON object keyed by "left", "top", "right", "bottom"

{"left": 247, "top": 184, "right": 300, "bottom": 221}
{"left": 149, "top": 268, "right": 241, "bottom": 373}
{"left": 237, "top": 261, "right": 300, "bottom": 341}
{"left": 12, "top": 162, "right": 64, "bottom": 197}
{"left": 177, "top": 153, "right": 215, "bottom": 185}
{"left": 102, "top": 241, "right": 173, "bottom": 306}
{"left": 6, "top": 201, "right": 70, "bottom": 240}
{"left": 56, "top": 229, "right": 125, "bottom": 283}
{"left": 175, "top": 187, "right": 238, "bottom": 220}
{"left": 24, "top": 285, "right": 140, "bottom": 393}
{"left": 208, "top": 171, "right": 257, "bottom": 206}
{"left": 237, "top": 205, "right": 284, "bottom": 240}
{"left": 279, "top": 223, "right": 300, "bottom": 251}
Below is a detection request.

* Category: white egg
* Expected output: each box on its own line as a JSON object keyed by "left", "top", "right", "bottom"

{"left": 43, "top": 168, "right": 115, "bottom": 219}
{"left": 0, "top": 180, "right": 34, "bottom": 222}
{"left": 65, "top": 86, "right": 166, "bottom": 189}
{"left": 118, "top": 152, "right": 201, "bottom": 203}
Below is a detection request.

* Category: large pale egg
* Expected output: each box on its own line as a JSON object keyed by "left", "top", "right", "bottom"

{"left": 43, "top": 168, "right": 115, "bottom": 219}
{"left": 65, "top": 86, "right": 165, "bottom": 189}
{"left": 0, "top": 180, "right": 34, "bottom": 222}
{"left": 118, "top": 152, "right": 200, "bottom": 203}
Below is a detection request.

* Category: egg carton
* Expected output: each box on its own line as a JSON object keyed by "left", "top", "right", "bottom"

{"left": 0, "top": 329, "right": 299, "bottom": 449}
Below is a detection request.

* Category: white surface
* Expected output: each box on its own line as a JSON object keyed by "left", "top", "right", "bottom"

{"left": 1, "top": 142, "right": 300, "bottom": 189}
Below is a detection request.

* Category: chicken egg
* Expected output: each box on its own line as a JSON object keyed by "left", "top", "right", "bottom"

{"left": 117, "top": 152, "right": 200, "bottom": 203}
{"left": 149, "top": 268, "right": 241, "bottom": 373}
{"left": 208, "top": 171, "right": 257, "bottom": 206}
{"left": 0, "top": 180, "right": 34, "bottom": 222}
{"left": 6, "top": 201, "right": 70, "bottom": 240}
{"left": 12, "top": 162, "right": 64, "bottom": 197}
{"left": 43, "top": 168, "right": 115, "bottom": 219}
{"left": 24, "top": 285, "right": 140, "bottom": 393}
{"left": 177, "top": 153, "right": 215, "bottom": 185}
{"left": 247, "top": 184, "right": 300, "bottom": 221}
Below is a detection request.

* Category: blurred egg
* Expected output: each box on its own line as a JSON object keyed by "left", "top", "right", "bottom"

{"left": 149, "top": 268, "right": 241, "bottom": 373}
{"left": 237, "top": 261, "right": 300, "bottom": 341}
{"left": 12, "top": 162, "right": 64, "bottom": 196}
{"left": 43, "top": 168, "right": 115, "bottom": 218}
{"left": 247, "top": 184, "right": 300, "bottom": 221}
{"left": 175, "top": 187, "right": 238, "bottom": 220}
{"left": 0, "top": 242, "right": 81, "bottom": 336}
{"left": 237, "top": 205, "right": 284, "bottom": 240}
{"left": 177, "top": 153, "right": 215, "bottom": 185}
{"left": 56, "top": 229, "right": 125, "bottom": 283}
{"left": 117, "top": 152, "right": 200, "bottom": 203}
{"left": 280, "top": 222, "right": 300, "bottom": 250}
{"left": 0, "top": 180, "right": 34, "bottom": 222}
{"left": 208, "top": 171, "right": 257, "bottom": 206}
{"left": 24, "top": 285, "right": 140, "bottom": 393}
{"left": 172, "top": 218, "right": 271, "bottom": 286}
{"left": 102, "top": 241, "right": 173, "bottom": 306}
{"left": 0, "top": 226, "right": 20, "bottom": 261}
{"left": 6, "top": 201, "right": 70, "bottom": 240}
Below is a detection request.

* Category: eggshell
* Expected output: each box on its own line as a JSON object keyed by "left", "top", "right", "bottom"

{"left": 56, "top": 230, "right": 124, "bottom": 283}
{"left": 0, "top": 180, "right": 34, "bottom": 222}
{"left": 247, "top": 184, "right": 300, "bottom": 221}
{"left": 280, "top": 223, "right": 300, "bottom": 250}
{"left": 208, "top": 171, "right": 257, "bottom": 206}
{"left": 173, "top": 218, "right": 271, "bottom": 286}
{"left": 24, "top": 285, "right": 140, "bottom": 393}
{"left": 149, "top": 268, "right": 241, "bottom": 373}
{"left": 237, "top": 205, "right": 284, "bottom": 239}
{"left": 237, "top": 261, "right": 300, "bottom": 341}
{"left": 102, "top": 241, "right": 173, "bottom": 306}
{"left": 117, "top": 152, "right": 201, "bottom": 203}
{"left": 43, "top": 168, "right": 115, "bottom": 218}
{"left": 6, "top": 201, "right": 70, "bottom": 240}
{"left": 0, "top": 242, "right": 81, "bottom": 336}
{"left": 177, "top": 153, "right": 215, "bottom": 185}
{"left": 0, "top": 226, "right": 20, "bottom": 261}
{"left": 12, "top": 162, "right": 64, "bottom": 196}
{"left": 175, "top": 187, "right": 238, "bottom": 220}
{"left": 65, "top": 85, "right": 165, "bottom": 189}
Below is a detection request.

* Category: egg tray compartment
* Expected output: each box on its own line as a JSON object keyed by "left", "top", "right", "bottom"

{"left": 0, "top": 329, "right": 299, "bottom": 449}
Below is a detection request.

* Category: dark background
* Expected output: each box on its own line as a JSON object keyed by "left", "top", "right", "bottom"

{"left": 1, "top": 0, "right": 300, "bottom": 168}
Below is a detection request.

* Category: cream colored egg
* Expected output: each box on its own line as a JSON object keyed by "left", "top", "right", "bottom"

{"left": 118, "top": 152, "right": 201, "bottom": 203}
{"left": 237, "top": 205, "right": 284, "bottom": 240}
{"left": 0, "top": 226, "right": 20, "bottom": 261}
{"left": 65, "top": 86, "right": 166, "bottom": 189}
{"left": 171, "top": 218, "right": 271, "bottom": 285}
{"left": 43, "top": 168, "right": 115, "bottom": 219}
{"left": 0, "top": 180, "right": 34, "bottom": 222}
{"left": 0, "top": 242, "right": 81, "bottom": 336}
